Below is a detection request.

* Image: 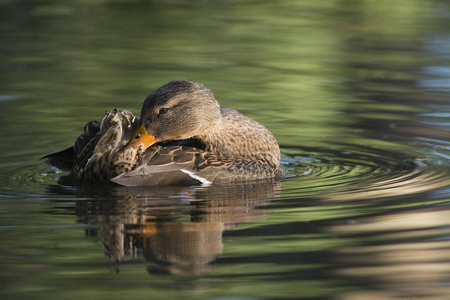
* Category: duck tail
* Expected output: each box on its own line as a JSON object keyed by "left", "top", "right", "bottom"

{"left": 42, "top": 120, "right": 102, "bottom": 172}
{"left": 41, "top": 146, "right": 75, "bottom": 171}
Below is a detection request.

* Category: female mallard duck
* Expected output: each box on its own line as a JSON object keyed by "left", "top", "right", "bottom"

{"left": 44, "top": 80, "right": 284, "bottom": 186}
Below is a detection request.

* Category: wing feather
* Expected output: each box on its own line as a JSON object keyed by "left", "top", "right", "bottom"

{"left": 111, "top": 145, "right": 282, "bottom": 186}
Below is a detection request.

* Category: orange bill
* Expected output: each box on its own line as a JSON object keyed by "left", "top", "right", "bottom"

{"left": 125, "top": 124, "right": 157, "bottom": 151}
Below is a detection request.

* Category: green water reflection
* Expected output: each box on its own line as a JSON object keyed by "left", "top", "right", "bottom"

{"left": 1, "top": 1, "right": 449, "bottom": 299}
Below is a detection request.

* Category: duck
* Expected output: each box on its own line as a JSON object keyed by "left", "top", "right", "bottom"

{"left": 44, "top": 80, "right": 284, "bottom": 186}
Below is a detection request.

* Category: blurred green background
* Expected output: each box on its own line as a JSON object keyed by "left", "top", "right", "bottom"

{"left": 1, "top": 1, "right": 449, "bottom": 299}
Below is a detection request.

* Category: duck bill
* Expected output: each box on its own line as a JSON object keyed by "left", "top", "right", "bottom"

{"left": 125, "top": 124, "right": 157, "bottom": 151}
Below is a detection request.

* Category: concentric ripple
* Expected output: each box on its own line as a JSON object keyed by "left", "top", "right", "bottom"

{"left": 0, "top": 161, "right": 66, "bottom": 198}
{"left": 281, "top": 144, "right": 450, "bottom": 201}
{"left": 1, "top": 142, "right": 448, "bottom": 203}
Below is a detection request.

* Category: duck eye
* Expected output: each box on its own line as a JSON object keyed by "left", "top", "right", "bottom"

{"left": 159, "top": 108, "right": 168, "bottom": 115}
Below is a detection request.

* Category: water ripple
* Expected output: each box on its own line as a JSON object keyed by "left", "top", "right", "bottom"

{"left": 0, "top": 142, "right": 448, "bottom": 205}
{"left": 281, "top": 144, "right": 450, "bottom": 201}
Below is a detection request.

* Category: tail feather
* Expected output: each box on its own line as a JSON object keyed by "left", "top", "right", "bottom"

{"left": 42, "top": 120, "right": 101, "bottom": 172}
{"left": 41, "top": 146, "right": 75, "bottom": 171}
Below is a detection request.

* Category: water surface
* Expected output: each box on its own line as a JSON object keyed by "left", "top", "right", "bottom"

{"left": 1, "top": 1, "right": 449, "bottom": 299}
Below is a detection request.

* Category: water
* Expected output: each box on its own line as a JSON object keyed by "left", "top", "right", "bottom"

{"left": 1, "top": 1, "right": 449, "bottom": 299}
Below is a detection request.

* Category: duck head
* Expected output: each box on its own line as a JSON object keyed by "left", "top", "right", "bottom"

{"left": 126, "top": 80, "right": 221, "bottom": 151}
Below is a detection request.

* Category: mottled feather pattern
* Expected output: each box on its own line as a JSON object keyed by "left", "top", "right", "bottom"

{"left": 68, "top": 108, "right": 283, "bottom": 185}
{"left": 73, "top": 109, "right": 141, "bottom": 182}
{"left": 44, "top": 80, "right": 283, "bottom": 186}
{"left": 113, "top": 143, "right": 283, "bottom": 186}
{"left": 199, "top": 109, "right": 281, "bottom": 168}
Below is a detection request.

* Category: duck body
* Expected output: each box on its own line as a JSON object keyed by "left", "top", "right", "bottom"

{"left": 44, "top": 80, "right": 284, "bottom": 186}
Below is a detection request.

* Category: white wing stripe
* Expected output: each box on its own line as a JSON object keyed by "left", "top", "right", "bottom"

{"left": 180, "top": 169, "right": 212, "bottom": 186}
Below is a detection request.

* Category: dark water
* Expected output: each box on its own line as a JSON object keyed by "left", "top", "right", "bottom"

{"left": 1, "top": 1, "right": 449, "bottom": 299}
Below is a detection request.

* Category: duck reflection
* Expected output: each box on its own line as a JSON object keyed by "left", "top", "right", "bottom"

{"left": 72, "top": 181, "right": 281, "bottom": 275}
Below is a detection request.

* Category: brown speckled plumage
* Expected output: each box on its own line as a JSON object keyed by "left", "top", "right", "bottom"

{"left": 44, "top": 80, "right": 284, "bottom": 186}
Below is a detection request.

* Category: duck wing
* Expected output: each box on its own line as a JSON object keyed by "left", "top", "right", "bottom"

{"left": 111, "top": 146, "right": 203, "bottom": 186}
{"left": 74, "top": 109, "right": 140, "bottom": 182}
{"left": 43, "top": 109, "right": 140, "bottom": 182}
{"left": 111, "top": 146, "right": 282, "bottom": 186}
